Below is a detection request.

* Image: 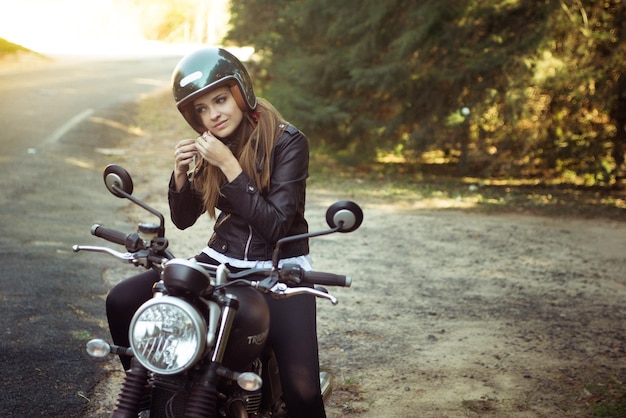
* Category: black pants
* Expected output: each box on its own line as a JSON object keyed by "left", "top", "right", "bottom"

{"left": 106, "top": 255, "right": 326, "bottom": 418}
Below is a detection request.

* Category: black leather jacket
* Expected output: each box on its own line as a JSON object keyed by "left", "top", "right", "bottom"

{"left": 168, "top": 124, "right": 309, "bottom": 260}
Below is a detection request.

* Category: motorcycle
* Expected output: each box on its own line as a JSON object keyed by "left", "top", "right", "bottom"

{"left": 73, "top": 164, "right": 363, "bottom": 418}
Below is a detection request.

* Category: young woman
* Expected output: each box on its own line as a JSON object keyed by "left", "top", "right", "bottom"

{"left": 106, "top": 47, "right": 326, "bottom": 417}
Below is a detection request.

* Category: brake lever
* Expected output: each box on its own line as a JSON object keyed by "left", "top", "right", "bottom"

{"left": 72, "top": 245, "right": 158, "bottom": 268}
{"left": 270, "top": 283, "right": 338, "bottom": 305}
{"left": 72, "top": 245, "right": 136, "bottom": 262}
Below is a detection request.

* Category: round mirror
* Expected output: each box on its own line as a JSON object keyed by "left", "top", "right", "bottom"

{"left": 103, "top": 164, "right": 133, "bottom": 198}
{"left": 325, "top": 201, "right": 363, "bottom": 233}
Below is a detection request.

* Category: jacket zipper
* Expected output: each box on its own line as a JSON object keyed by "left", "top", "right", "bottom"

{"left": 243, "top": 225, "right": 253, "bottom": 261}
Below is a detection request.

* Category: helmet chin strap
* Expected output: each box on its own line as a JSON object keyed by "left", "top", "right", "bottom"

{"left": 218, "top": 114, "right": 257, "bottom": 154}
{"left": 214, "top": 132, "right": 235, "bottom": 150}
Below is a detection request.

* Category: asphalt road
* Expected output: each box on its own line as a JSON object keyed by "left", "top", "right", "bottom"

{"left": 0, "top": 52, "right": 184, "bottom": 416}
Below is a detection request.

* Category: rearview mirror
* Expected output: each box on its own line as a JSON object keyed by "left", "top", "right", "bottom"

{"left": 325, "top": 201, "right": 363, "bottom": 233}
{"left": 103, "top": 164, "right": 133, "bottom": 198}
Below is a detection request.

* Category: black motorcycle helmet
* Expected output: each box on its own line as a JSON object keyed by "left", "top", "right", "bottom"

{"left": 171, "top": 47, "right": 257, "bottom": 133}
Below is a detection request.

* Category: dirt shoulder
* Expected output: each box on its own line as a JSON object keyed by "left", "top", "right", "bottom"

{"left": 312, "top": 201, "right": 625, "bottom": 417}
{"left": 87, "top": 93, "right": 626, "bottom": 417}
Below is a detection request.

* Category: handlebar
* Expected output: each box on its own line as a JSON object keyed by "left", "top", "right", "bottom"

{"left": 91, "top": 224, "right": 127, "bottom": 246}
{"left": 74, "top": 240, "right": 350, "bottom": 303}
{"left": 220, "top": 263, "right": 350, "bottom": 305}
{"left": 77, "top": 218, "right": 352, "bottom": 305}
{"left": 225, "top": 263, "right": 351, "bottom": 288}
{"left": 303, "top": 270, "right": 351, "bottom": 287}
{"left": 91, "top": 224, "right": 148, "bottom": 253}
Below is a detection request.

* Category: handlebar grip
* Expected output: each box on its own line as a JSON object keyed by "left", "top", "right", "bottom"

{"left": 91, "top": 224, "right": 128, "bottom": 246}
{"left": 302, "top": 271, "right": 352, "bottom": 287}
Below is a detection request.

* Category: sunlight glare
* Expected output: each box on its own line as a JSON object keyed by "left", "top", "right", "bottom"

{"left": 1, "top": 0, "right": 143, "bottom": 54}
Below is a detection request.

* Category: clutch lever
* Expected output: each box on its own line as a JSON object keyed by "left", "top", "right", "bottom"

{"left": 270, "top": 283, "right": 338, "bottom": 305}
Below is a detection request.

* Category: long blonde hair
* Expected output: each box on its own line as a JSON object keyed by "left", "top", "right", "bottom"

{"left": 193, "top": 98, "right": 286, "bottom": 218}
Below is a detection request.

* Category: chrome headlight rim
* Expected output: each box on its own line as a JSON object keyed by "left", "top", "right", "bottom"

{"left": 129, "top": 296, "right": 207, "bottom": 375}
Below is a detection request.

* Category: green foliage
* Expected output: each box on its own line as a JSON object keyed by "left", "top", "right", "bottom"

{"left": 0, "top": 37, "right": 34, "bottom": 56}
{"left": 585, "top": 378, "right": 626, "bottom": 417}
{"left": 227, "top": 0, "right": 626, "bottom": 184}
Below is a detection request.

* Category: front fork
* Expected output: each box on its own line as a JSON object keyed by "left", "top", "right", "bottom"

{"left": 110, "top": 357, "right": 149, "bottom": 418}
{"left": 185, "top": 293, "right": 240, "bottom": 417}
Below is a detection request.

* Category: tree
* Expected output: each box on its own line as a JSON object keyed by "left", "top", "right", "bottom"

{"left": 228, "top": 0, "right": 626, "bottom": 183}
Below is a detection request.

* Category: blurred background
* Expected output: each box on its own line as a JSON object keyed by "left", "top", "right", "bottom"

{"left": 0, "top": 0, "right": 229, "bottom": 54}
{"left": 1, "top": 0, "right": 625, "bottom": 195}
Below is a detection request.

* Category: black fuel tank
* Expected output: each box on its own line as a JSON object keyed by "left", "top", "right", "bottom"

{"left": 221, "top": 287, "right": 270, "bottom": 371}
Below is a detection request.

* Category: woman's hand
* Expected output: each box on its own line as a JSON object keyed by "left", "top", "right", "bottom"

{"left": 195, "top": 131, "right": 243, "bottom": 182}
{"left": 173, "top": 138, "right": 197, "bottom": 191}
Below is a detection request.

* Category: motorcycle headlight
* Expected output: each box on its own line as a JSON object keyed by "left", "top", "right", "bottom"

{"left": 129, "top": 296, "right": 207, "bottom": 374}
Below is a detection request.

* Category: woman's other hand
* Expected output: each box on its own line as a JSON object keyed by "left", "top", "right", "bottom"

{"left": 196, "top": 131, "right": 242, "bottom": 182}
